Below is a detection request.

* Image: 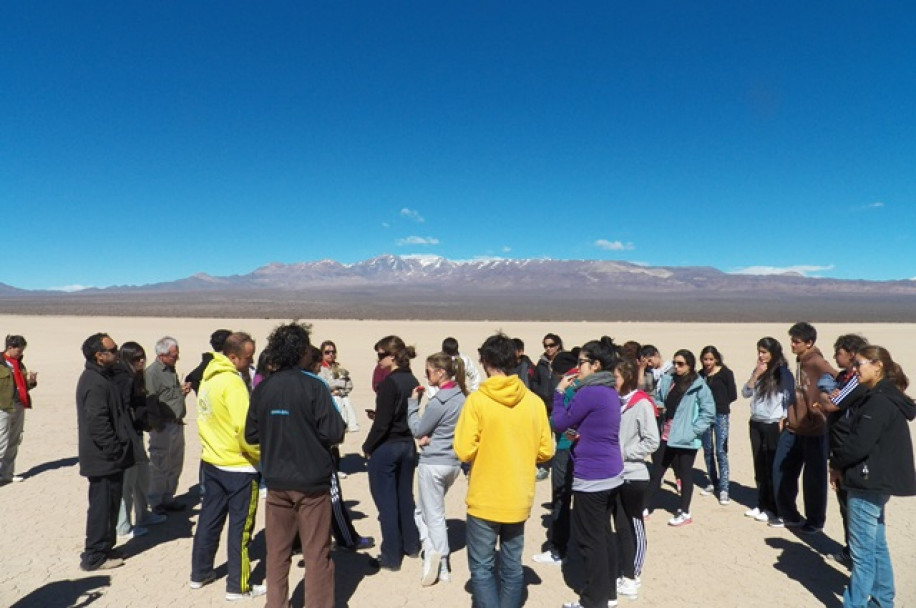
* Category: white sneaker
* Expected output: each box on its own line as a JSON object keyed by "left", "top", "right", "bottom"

{"left": 745, "top": 507, "right": 761, "bottom": 518}
{"left": 617, "top": 577, "right": 638, "bottom": 599}
{"left": 758, "top": 510, "right": 774, "bottom": 522}
{"left": 421, "top": 550, "right": 441, "bottom": 586}
{"left": 11, "top": 475, "right": 24, "bottom": 482}
{"left": 189, "top": 573, "right": 216, "bottom": 589}
{"left": 438, "top": 561, "right": 451, "bottom": 582}
{"left": 532, "top": 550, "right": 563, "bottom": 565}
{"left": 719, "top": 492, "right": 730, "bottom": 505}
{"left": 226, "top": 584, "right": 266, "bottom": 601}
{"left": 338, "top": 471, "right": 348, "bottom": 479}
{"left": 700, "top": 484, "right": 715, "bottom": 495}
{"left": 668, "top": 511, "right": 692, "bottom": 527}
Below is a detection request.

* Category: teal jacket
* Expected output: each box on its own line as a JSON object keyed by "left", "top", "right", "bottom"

{"left": 658, "top": 374, "right": 715, "bottom": 450}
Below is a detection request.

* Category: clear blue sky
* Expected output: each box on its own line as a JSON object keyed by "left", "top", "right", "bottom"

{"left": 3, "top": 3, "right": 914, "bottom": 290}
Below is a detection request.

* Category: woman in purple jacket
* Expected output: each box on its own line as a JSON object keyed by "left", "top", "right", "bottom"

{"left": 553, "top": 336, "right": 624, "bottom": 608}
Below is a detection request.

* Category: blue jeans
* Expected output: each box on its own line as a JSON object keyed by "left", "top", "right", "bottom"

{"left": 702, "top": 414, "right": 729, "bottom": 493}
{"left": 466, "top": 514, "right": 525, "bottom": 608}
{"left": 367, "top": 440, "right": 420, "bottom": 568}
{"left": 843, "top": 490, "right": 894, "bottom": 608}
{"left": 772, "top": 430, "right": 828, "bottom": 527}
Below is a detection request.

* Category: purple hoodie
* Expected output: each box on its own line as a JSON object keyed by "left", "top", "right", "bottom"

{"left": 552, "top": 372, "right": 623, "bottom": 482}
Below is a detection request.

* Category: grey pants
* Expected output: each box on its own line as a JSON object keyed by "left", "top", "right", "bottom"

{"left": 414, "top": 462, "right": 461, "bottom": 557}
{"left": 117, "top": 461, "right": 152, "bottom": 534}
{"left": 0, "top": 405, "right": 25, "bottom": 481}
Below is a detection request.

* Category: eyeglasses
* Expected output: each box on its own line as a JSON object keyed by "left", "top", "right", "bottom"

{"left": 544, "top": 343, "right": 558, "bottom": 349}
{"left": 853, "top": 359, "right": 874, "bottom": 369}
{"left": 324, "top": 350, "right": 336, "bottom": 355}
{"left": 673, "top": 361, "right": 688, "bottom": 367}
{"left": 377, "top": 352, "right": 390, "bottom": 360}
{"left": 577, "top": 358, "right": 592, "bottom": 366}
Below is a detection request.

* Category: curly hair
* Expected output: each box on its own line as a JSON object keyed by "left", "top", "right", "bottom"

{"left": 264, "top": 321, "right": 312, "bottom": 371}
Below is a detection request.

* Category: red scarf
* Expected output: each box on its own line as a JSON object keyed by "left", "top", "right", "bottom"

{"left": 4, "top": 355, "right": 30, "bottom": 408}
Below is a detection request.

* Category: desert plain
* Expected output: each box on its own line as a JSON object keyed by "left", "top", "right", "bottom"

{"left": 1, "top": 314, "right": 914, "bottom": 608}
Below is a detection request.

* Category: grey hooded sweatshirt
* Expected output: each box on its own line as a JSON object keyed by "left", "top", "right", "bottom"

{"left": 408, "top": 385, "right": 466, "bottom": 466}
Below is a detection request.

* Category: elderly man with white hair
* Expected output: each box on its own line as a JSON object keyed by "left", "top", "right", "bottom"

{"left": 145, "top": 336, "right": 191, "bottom": 514}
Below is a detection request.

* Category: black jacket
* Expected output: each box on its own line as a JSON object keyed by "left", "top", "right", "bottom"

{"left": 76, "top": 361, "right": 136, "bottom": 477}
{"left": 185, "top": 352, "right": 215, "bottom": 394}
{"left": 245, "top": 369, "right": 345, "bottom": 493}
{"left": 362, "top": 367, "right": 419, "bottom": 455}
{"left": 831, "top": 378, "right": 916, "bottom": 496}
{"left": 701, "top": 366, "right": 738, "bottom": 415}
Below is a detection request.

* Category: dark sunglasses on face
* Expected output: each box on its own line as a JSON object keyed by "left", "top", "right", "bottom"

{"left": 102, "top": 347, "right": 119, "bottom": 355}
{"left": 324, "top": 350, "right": 336, "bottom": 355}
{"left": 673, "top": 361, "right": 688, "bottom": 367}
{"left": 377, "top": 352, "right": 389, "bottom": 360}
{"left": 544, "top": 343, "right": 557, "bottom": 349}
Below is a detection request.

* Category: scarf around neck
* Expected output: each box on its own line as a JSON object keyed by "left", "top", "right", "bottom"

{"left": 4, "top": 355, "right": 30, "bottom": 408}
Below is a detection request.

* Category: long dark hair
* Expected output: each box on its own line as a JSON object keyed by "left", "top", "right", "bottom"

{"left": 756, "top": 336, "right": 788, "bottom": 397}
{"left": 672, "top": 348, "right": 698, "bottom": 388}
{"left": 119, "top": 341, "right": 148, "bottom": 399}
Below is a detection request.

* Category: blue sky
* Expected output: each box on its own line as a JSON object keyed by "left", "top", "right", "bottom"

{"left": 2, "top": 3, "right": 914, "bottom": 290}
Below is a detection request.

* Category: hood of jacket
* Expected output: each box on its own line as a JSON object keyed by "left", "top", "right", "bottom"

{"left": 874, "top": 378, "right": 916, "bottom": 421}
{"left": 203, "top": 352, "right": 240, "bottom": 382}
{"left": 479, "top": 374, "right": 528, "bottom": 407}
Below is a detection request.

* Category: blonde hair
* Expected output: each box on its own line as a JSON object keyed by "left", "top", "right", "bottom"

{"left": 426, "top": 352, "right": 468, "bottom": 396}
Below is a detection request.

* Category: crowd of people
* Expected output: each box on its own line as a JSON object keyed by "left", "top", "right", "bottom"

{"left": 60, "top": 321, "right": 916, "bottom": 608}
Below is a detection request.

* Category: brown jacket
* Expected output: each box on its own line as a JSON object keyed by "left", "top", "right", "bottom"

{"left": 786, "top": 347, "right": 836, "bottom": 436}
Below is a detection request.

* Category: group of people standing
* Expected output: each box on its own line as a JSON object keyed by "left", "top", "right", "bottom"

{"left": 68, "top": 321, "right": 915, "bottom": 608}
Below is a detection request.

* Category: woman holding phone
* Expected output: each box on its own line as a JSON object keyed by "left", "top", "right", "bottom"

{"left": 362, "top": 336, "right": 421, "bottom": 572}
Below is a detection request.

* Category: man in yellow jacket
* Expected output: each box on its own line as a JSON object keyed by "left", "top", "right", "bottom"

{"left": 189, "top": 332, "right": 264, "bottom": 600}
{"left": 454, "top": 333, "right": 554, "bottom": 608}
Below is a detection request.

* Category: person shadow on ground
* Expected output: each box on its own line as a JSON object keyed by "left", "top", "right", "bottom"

{"left": 765, "top": 536, "right": 847, "bottom": 607}
{"left": 11, "top": 574, "right": 110, "bottom": 608}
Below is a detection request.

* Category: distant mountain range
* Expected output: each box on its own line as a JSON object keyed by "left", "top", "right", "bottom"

{"left": 63, "top": 254, "right": 916, "bottom": 296}
{"left": 2, "top": 255, "right": 914, "bottom": 321}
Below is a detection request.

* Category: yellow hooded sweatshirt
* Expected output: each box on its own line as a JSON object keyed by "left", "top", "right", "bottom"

{"left": 454, "top": 374, "right": 554, "bottom": 523}
{"left": 197, "top": 352, "right": 259, "bottom": 469}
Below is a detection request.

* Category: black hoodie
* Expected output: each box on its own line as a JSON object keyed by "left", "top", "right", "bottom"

{"left": 831, "top": 378, "right": 916, "bottom": 496}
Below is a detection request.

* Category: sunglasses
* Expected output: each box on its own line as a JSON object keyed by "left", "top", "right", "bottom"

{"left": 853, "top": 359, "right": 873, "bottom": 369}
{"left": 102, "top": 347, "right": 119, "bottom": 355}
{"left": 324, "top": 350, "right": 336, "bottom": 355}
{"left": 377, "top": 352, "right": 390, "bottom": 360}
{"left": 544, "top": 343, "right": 558, "bottom": 349}
{"left": 577, "top": 358, "right": 592, "bottom": 366}
{"left": 673, "top": 361, "right": 688, "bottom": 367}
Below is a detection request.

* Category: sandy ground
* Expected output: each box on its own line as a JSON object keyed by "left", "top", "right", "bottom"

{"left": 1, "top": 315, "right": 914, "bottom": 608}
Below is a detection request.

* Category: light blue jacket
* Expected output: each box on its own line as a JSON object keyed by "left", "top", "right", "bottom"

{"left": 658, "top": 374, "right": 715, "bottom": 450}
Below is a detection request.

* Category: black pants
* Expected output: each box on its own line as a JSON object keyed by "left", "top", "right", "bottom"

{"left": 191, "top": 462, "right": 260, "bottom": 593}
{"left": 546, "top": 448, "right": 573, "bottom": 556}
{"left": 647, "top": 442, "right": 698, "bottom": 513}
{"left": 572, "top": 488, "right": 620, "bottom": 608}
{"left": 613, "top": 479, "right": 649, "bottom": 579}
{"left": 81, "top": 471, "right": 124, "bottom": 569}
{"left": 749, "top": 420, "right": 780, "bottom": 513}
